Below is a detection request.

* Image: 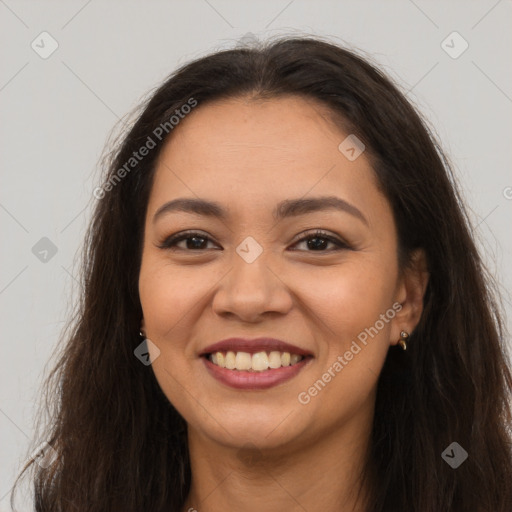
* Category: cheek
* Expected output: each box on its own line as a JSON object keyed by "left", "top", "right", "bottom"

{"left": 138, "top": 259, "right": 201, "bottom": 410}
{"left": 301, "top": 255, "right": 397, "bottom": 334}
{"left": 139, "top": 257, "right": 207, "bottom": 337}
{"left": 313, "top": 259, "right": 397, "bottom": 402}
{"left": 300, "top": 256, "right": 397, "bottom": 396}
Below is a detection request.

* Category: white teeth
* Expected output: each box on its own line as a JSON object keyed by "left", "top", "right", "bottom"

{"left": 225, "top": 351, "right": 236, "bottom": 369}
{"left": 216, "top": 352, "right": 225, "bottom": 368}
{"left": 235, "top": 351, "right": 252, "bottom": 370}
{"left": 268, "top": 351, "right": 282, "bottom": 369}
{"left": 252, "top": 352, "right": 269, "bottom": 371}
{"left": 209, "top": 350, "right": 305, "bottom": 371}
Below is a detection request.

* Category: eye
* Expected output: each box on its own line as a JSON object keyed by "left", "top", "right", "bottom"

{"left": 290, "top": 229, "right": 350, "bottom": 252}
{"left": 158, "top": 229, "right": 350, "bottom": 252}
{"left": 157, "top": 230, "right": 220, "bottom": 251}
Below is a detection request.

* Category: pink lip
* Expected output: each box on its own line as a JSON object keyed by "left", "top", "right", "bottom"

{"left": 202, "top": 356, "right": 313, "bottom": 390}
{"left": 200, "top": 337, "right": 313, "bottom": 357}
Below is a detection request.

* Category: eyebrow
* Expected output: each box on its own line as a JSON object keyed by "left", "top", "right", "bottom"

{"left": 152, "top": 195, "right": 368, "bottom": 226}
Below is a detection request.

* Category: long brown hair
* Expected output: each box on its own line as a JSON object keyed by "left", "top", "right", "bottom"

{"left": 11, "top": 35, "right": 512, "bottom": 512}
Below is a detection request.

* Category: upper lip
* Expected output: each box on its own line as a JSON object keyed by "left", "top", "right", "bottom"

{"left": 200, "top": 337, "right": 314, "bottom": 357}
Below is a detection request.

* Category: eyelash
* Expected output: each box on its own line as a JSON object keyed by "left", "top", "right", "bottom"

{"left": 157, "top": 229, "right": 350, "bottom": 253}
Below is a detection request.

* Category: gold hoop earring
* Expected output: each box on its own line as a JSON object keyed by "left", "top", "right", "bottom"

{"left": 398, "top": 331, "right": 409, "bottom": 351}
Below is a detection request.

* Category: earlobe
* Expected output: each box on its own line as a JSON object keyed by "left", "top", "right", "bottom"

{"left": 397, "top": 330, "right": 410, "bottom": 350}
{"left": 391, "top": 248, "right": 430, "bottom": 344}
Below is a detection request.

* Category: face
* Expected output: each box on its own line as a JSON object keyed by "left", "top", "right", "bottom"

{"left": 138, "top": 95, "right": 424, "bottom": 451}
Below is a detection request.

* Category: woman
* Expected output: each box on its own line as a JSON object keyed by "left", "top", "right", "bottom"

{"left": 12, "top": 36, "right": 512, "bottom": 512}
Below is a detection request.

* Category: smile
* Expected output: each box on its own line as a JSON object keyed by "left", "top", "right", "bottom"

{"left": 202, "top": 351, "right": 313, "bottom": 390}
{"left": 208, "top": 350, "right": 304, "bottom": 371}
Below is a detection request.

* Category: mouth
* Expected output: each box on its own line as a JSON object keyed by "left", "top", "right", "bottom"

{"left": 204, "top": 350, "right": 308, "bottom": 371}
{"left": 199, "top": 337, "right": 313, "bottom": 360}
{"left": 199, "top": 337, "right": 314, "bottom": 389}
{"left": 200, "top": 347, "right": 313, "bottom": 390}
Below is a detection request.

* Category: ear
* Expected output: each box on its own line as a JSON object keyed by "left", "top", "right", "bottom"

{"left": 390, "top": 248, "right": 429, "bottom": 346}
{"left": 140, "top": 318, "right": 146, "bottom": 337}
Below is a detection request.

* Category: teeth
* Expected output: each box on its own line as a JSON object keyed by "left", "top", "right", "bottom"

{"left": 252, "top": 352, "right": 269, "bottom": 371}
{"left": 209, "top": 350, "right": 305, "bottom": 371}
{"left": 225, "top": 351, "right": 236, "bottom": 369}
{"left": 268, "top": 351, "right": 281, "bottom": 369}
{"left": 235, "top": 351, "right": 252, "bottom": 370}
{"left": 290, "top": 354, "right": 301, "bottom": 365}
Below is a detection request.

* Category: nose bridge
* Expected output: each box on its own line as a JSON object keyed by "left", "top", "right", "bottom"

{"left": 232, "top": 245, "right": 272, "bottom": 290}
{"left": 212, "top": 240, "right": 292, "bottom": 320}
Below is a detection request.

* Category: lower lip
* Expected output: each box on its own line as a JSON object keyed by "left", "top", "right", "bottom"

{"left": 202, "top": 356, "right": 312, "bottom": 390}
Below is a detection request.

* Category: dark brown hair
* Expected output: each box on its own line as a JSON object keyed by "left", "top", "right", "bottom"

{"left": 12, "top": 35, "right": 512, "bottom": 512}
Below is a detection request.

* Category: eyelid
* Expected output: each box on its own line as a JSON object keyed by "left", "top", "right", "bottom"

{"left": 288, "top": 231, "right": 351, "bottom": 253}
{"left": 289, "top": 228, "right": 349, "bottom": 247}
{"left": 157, "top": 229, "right": 219, "bottom": 250}
{"left": 158, "top": 229, "right": 350, "bottom": 251}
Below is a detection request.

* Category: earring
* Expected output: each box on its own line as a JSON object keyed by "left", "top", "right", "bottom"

{"left": 398, "top": 331, "right": 409, "bottom": 351}
{"left": 139, "top": 330, "right": 145, "bottom": 338}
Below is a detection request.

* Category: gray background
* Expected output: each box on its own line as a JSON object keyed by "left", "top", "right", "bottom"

{"left": 1, "top": 1, "right": 511, "bottom": 509}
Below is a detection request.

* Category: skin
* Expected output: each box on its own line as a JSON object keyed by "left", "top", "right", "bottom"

{"left": 138, "top": 95, "right": 429, "bottom": 512}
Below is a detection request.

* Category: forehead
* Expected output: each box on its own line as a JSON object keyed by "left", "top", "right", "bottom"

{"left": 148, "top": 95, "right": 390, "bottom": 228}
{"left": 157, "top": 95, "right": 353, "bottom": 171}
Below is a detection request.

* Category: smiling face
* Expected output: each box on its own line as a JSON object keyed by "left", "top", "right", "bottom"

{"left": 138, "top": 95, "right": 425, "bottom": 451}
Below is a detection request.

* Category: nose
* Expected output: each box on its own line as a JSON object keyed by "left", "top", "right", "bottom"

{"left": 212, "top": 250, "right": 293, "bottom": 322}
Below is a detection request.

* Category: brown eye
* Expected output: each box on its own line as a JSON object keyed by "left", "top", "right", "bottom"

{"left": 290, "top": 230, "right": 350, "bottom": 252}
{"left": 158, "top": 231, "right": 220, "bottom": 251}
{"left": 158, "top": 229, "right": 350, "bottom": 253}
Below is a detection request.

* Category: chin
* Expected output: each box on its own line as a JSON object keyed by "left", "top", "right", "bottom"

{"left": 195, "top": 408, "right": 306, "bottom": 451}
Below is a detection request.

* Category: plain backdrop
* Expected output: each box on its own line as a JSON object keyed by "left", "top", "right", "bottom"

{"left": 1, "top": 1, "right": 511, "bottom": 510}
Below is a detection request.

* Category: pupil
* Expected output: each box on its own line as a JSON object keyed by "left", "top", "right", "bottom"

{"left": 187, "top": 236, "right": 205, "bottom": 249}
{"left": 308, "top": 237, "right": 326, "bottom": 250}
{"left": 185, "top": 236, "right": 328, "bottom": 250}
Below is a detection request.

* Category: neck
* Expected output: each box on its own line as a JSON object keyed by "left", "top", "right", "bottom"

{"left": 181, "top": 410, "right": 374, "bottom": 512}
